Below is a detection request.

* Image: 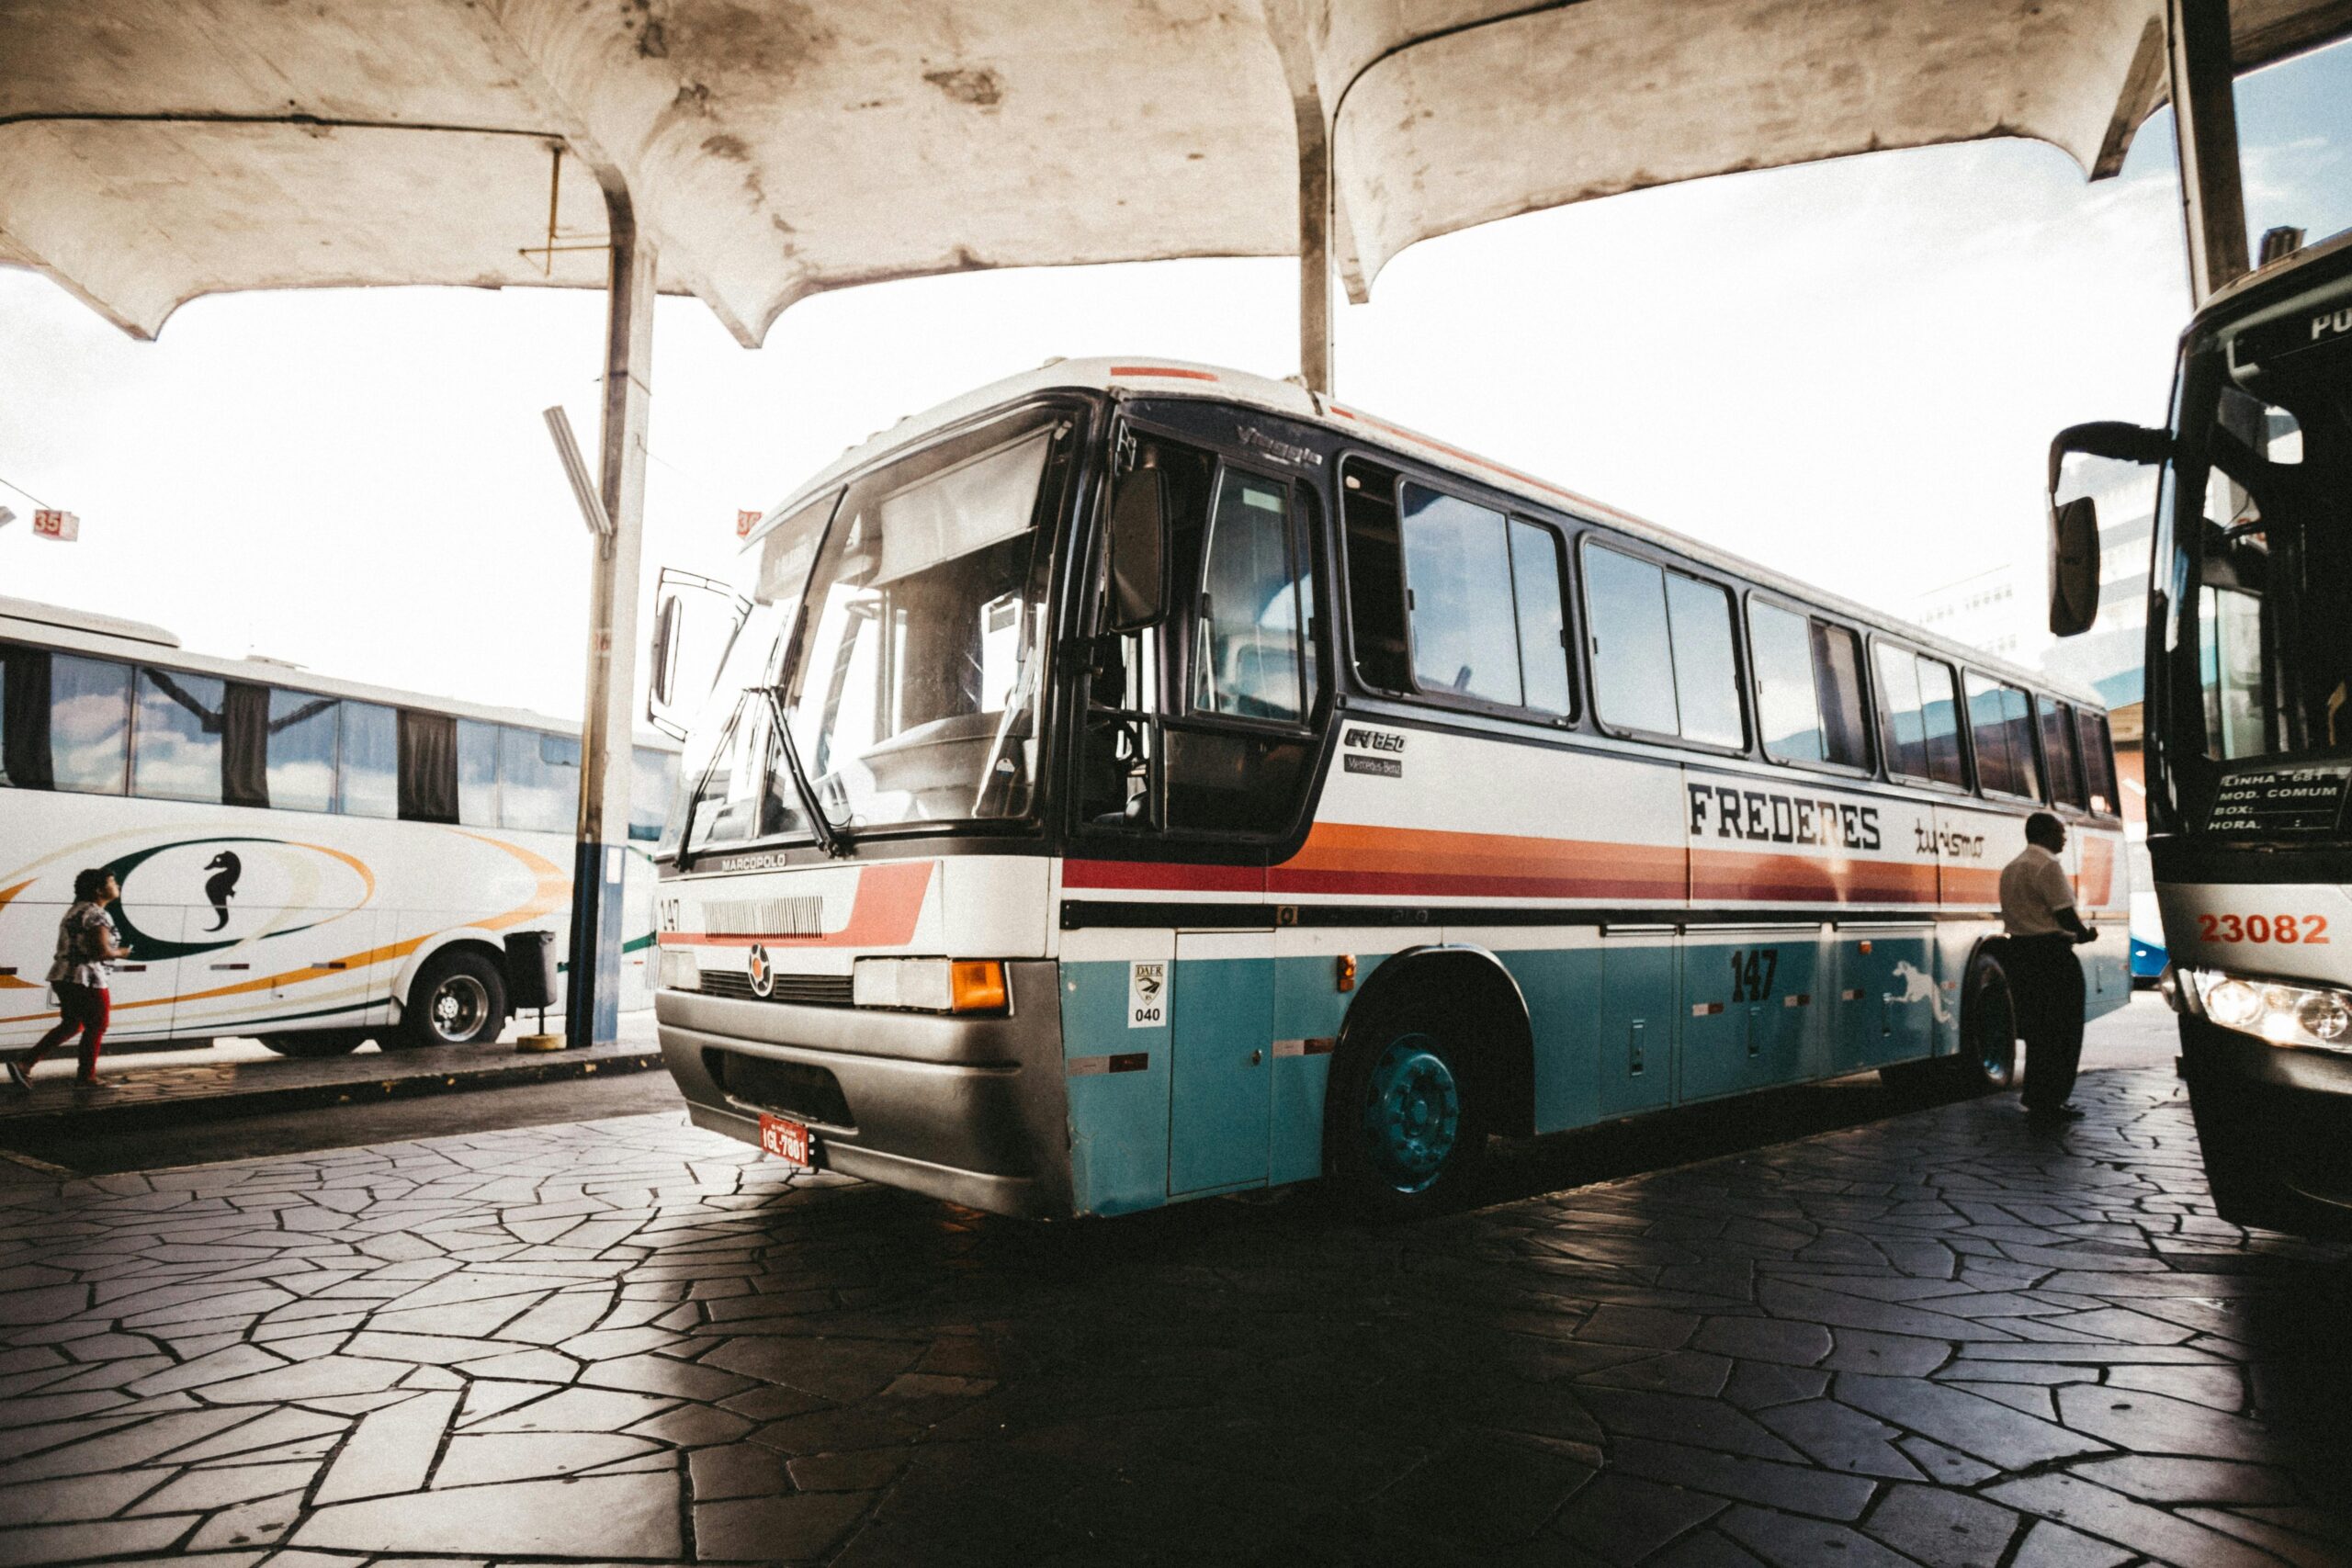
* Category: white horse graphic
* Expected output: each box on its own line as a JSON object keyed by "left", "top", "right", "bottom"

{"left": 1883, "top": 961, "right": 1951, "bottom": 1023}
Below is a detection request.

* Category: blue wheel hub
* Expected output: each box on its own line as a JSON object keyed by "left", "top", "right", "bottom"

{"left": 1362, "top": 1033, "right": 1461, "bottom": 1193}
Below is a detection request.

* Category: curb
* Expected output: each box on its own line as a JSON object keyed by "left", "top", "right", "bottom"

{"left": 0, "top": 1048, "right": 667, "bottom": 1138}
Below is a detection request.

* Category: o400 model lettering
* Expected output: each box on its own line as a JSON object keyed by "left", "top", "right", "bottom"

{"left": 2198, "top": 913, "right": 2332, "bottom": 945}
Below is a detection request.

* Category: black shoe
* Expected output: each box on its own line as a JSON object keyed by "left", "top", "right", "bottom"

{"left": 2026, "top": 1103, "right": 2086, "bottom": 1122}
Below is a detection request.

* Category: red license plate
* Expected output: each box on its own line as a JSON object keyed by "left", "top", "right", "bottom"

{"left": 757, "top": 1113, "right": 811, "bottom": 1168}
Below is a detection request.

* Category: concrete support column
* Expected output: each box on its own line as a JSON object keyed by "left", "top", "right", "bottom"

{"left": 1297, "top": 113, "right": 1332, "bottom": 398}
{"left": 2167, "top": 0, "right": 2248, "bottom": 304}
{"left": 564, "top": 186, "right": 655, "bottom": 1048}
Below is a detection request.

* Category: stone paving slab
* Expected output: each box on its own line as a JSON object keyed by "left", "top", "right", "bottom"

{"left": 0, "top": 1065, "right": 2346, "bottom": 1566}
{"left": 0, "top": 1016, "right": 662, "bottom": 1138}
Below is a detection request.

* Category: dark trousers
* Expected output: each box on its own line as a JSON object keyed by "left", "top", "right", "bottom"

{"left": 25, "top": 983, "right": 109, "bottom": 1079}
{"left": 2007, "top": 935, "right": 2084, "bottom": 1112}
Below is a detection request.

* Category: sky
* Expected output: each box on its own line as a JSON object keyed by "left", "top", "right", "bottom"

{"left": 2, "top": 39, "right": 2348, "bottom": 723}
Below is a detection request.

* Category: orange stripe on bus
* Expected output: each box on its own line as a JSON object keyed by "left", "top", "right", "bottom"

{"left": 1270, "top": 823, "right": 1685, "bottom": 901}
{"left": 658, "top": 860, "right": 934, "bottom": 949}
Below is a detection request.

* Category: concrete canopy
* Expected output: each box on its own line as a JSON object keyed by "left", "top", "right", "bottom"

{"left": 5, "top": 0, "right": 2350, "bottom": 344}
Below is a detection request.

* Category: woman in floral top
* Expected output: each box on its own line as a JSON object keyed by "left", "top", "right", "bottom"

{"left": 6, "top": 868, "right": 129, "bottom": 1091}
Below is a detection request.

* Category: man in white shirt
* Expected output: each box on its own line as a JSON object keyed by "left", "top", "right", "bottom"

{"left": 1998, "top": 812, "right": 2098, "bottom": 1122}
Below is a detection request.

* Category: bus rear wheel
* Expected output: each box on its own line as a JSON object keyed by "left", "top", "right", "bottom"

{"left": 1953, "top": 948, "right": 2019, "bottom": 1094}
{"left": 259, "top": 1030, "right": 367, "bottom": 1058}
{"left": 1329, "top": 1014, "right": 1487, "bottom": 1219}
{"left": 397, "top": 951, "right": 507, "bottom": 1049}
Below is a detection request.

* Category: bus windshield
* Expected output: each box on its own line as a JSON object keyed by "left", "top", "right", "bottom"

{"left": 2162, "top": 285, "right": 2352, "bottom": 795}
{"left": 671, "top": 405, "right": 1069, "bottom": 856}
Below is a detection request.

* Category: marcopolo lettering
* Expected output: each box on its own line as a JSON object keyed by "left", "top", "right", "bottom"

{"left": 1687, "top": 783, "right": 1880, "bottom": 852}
{"left": 2314, "top": 306, "right": 2352, "bottom": 344}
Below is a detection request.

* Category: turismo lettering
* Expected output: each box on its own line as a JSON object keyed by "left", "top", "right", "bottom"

{"left": 1688, "top": 784, "right": 1880, "bottom": 851}
{"left": 1913, "top": 824, "right": 1984, "bottom": 860}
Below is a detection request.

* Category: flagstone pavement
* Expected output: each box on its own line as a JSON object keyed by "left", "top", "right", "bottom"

{"left": 0, "top": 1066, "right": 2346, "bottom": 1567}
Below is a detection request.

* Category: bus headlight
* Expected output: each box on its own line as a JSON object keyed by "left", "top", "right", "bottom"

{"left": 2182, "top": 969, "right": 2352, "bottom": 1052}
{"left": 852, "top": 958, "right": 1009, "bottom": 1014}
{"left": 659, "top": 948, "right": 698, "bottom": 992}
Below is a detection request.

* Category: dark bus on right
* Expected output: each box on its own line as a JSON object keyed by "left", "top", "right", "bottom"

{"left": 2049, "top": 225, "right": 2352, "bottom": 1236}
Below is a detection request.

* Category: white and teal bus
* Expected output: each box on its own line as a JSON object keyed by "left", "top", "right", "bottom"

{"left": 652, "top": 359, "right": 2130, "bottom": 1218}
{"left": 2048, "top": 224, "right": 2352, "bottom": 1236}
{"left": 0, "top": 597, "right": 676, "bottom": 1059}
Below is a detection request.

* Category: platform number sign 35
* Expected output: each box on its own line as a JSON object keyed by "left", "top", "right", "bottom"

{"left": 1128, "top": 962, "right": 1167, "bottom": 1029}
{"left": 1730, "top": 948, "right": 1779, "bottom": 1002}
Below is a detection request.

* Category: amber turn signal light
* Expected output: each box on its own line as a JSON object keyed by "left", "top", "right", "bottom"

{"left": 950, "top": 960, "right": 1009, "bottom": 1013}
{"left": 1336, "top": 953, "right": 1356, "bottom": 993}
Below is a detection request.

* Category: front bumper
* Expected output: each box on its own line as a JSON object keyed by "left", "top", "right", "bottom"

{"left": 655, "top": 959, "right": 1074, "bottom": 1219}
{"left": 2177, "top": 1013, "right": 2352, "bottom": 1235}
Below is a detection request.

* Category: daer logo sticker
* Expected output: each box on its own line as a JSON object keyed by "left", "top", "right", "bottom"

{"left": 1127, "top": 962, "right": 1166, "bottom": 1029}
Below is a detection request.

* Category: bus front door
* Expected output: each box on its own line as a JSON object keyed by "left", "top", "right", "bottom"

{"left": 1167, "top": 931, "right": 1272, "bottom": 1195}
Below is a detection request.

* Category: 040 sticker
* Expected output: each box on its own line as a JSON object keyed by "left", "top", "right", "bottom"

{"left": 1128, "top": 962, "right": 1167, "bottom": 1028}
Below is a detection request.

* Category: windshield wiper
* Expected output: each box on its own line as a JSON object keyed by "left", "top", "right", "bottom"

{"left": 760, "top": 685, "right": 853, "bottom": 858}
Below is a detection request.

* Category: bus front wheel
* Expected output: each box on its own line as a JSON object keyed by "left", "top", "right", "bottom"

{"left": 397, "top": 950, "right": 507, "bottom": 1049}
{"left": 1328, "top": 1012, "right": 1487, "bottom": 1219}
{"left": 1953, "top": 949, "right": 2019, "bottom": 1094}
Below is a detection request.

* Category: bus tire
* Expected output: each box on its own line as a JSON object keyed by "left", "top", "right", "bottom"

{"left": 258, "top": 1030, "right": 367, "bottom": 1058}
{"left": 398, "top": 949, "right": 507, "bottom": 1049}
{"left": 1327, "top": 1007, "right": 1487, "bottom": 1220}
{"left": 1952, "top": 948, "right": 2019, "bottom": 1094}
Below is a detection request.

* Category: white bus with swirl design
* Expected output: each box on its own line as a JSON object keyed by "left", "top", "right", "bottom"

{"left": 0, "top": 598, "right": 674, "bottom": 1059}
{"left": 652, "top": 359, "right": 2129, "bottom": 1218}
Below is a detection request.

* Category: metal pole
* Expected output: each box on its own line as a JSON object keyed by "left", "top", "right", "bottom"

{"left": 2167, "top": 0, "right": 2248, "bottom": 304}
{"left": 564, "top": 185, "right": 654, "bottom": 1048}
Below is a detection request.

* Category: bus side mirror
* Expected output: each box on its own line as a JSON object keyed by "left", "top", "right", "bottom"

{"left": 2044, "top": 422, "right": 2168, "bottom": 640}
{"left": 1106, "top": 468, "right": 1170, "bottom": 634}
{"left": 2050, "top": 495, "right": 2100, "bottom": 637}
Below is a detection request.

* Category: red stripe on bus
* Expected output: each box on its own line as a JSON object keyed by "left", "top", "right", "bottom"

{"left": 1689, "top": 848, "right": 1939, "bottom": 905}
{"left": 1063, "top": 860, "right": 1264, "bottom": 893}
{"left": 1270, "top": 823, "right": 1685, "bottom": 901}
{"left": 660, "top": 860, "right": 934, "bottom": 948}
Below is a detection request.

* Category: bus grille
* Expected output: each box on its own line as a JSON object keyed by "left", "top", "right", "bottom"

{"left": 705, "top": 1050, "right": 855, "bottom": 1129}
{"left": 697, "top": 970, "right": 855, "bottom": 1008}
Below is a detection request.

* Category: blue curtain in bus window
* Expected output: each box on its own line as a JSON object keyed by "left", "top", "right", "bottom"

{"left": 1193, "top": 472, "right": 1306, "bottom": 721}
{"left": 457, "top": 720, "right": 501, "bottom": 826}
{"left": 339, "top": 702, "right": 398, "bottom": 818}
{"left": 1874, "top": 643, "right": 1928, "bottom": 778}
{"left": 1586, "top": 545, "right": 1678, "bottom": 735}
{"left": 1510, "top": 521, "right": 1571, "bottom": 716}
{"left": 632, "top": 748, "right": 679, "bottom": 842}
{"left": 135, "top": 668, "right": 227, "bottom": 803}
{"left": 1401, "top": 483, "right": 1520, "bottom": 706}
{"left": 0, "top": 646, "right": 50, "bottom": 789}
{"left": 1918, "top": 659, "right": 1966, "bottom": 787}
{"left": 50, "top": 655, "right": 131, "bottom": 795}
{"left": 1665, "top": 575, "right": 1742, "bottom": 749}
{"left": 2041, "top": 702, "right": 2085, "bottom": 808}
{"left": 266, "top": 689, "right": 339, "bottom": 813}
{"left": 1749, "top": 601, "right": 1823, "bottom": 762}
{"left": 502, "top": 727, "right": 580, "bottom": 834}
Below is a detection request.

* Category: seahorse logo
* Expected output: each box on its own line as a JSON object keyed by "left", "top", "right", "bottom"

{"left": 201, "top": 851, "right": 242, "bottom": 932}
{"left": 1883, "top": 960, "right": 1950, "bottom": 1023}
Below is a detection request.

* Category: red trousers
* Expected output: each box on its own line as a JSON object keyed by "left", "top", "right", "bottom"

{"left": 27, "top": 983, "right": 108, "bottom": 1079}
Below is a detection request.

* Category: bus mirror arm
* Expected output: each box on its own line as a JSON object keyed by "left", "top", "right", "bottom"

{"left": 2045, "top": 423, "right": 2168, "bottom": 640}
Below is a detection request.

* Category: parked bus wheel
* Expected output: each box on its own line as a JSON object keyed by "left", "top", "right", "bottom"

{"left": 397, "top": 950, "right": 507, "bottom": 1049}
{"left": 1329, "top": 1013, "right": 1487, "bottom": 1218}
{"left": 258, "top": 1030, "right": 367, "bottom": 1058}
{"left": 1952, "top": 949, "right": 2018, "bottom": 1094}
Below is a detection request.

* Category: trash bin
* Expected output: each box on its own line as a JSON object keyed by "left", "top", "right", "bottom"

{"left": 505, "top": 931, "right": 561, "bottom": 1049}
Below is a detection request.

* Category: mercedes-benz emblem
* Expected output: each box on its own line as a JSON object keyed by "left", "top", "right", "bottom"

{"left": 746, "top": 942, "right": 774, "bottom": 998}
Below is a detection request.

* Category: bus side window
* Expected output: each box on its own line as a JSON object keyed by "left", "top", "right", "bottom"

{"left": 1666, "top": 574, "right": 1743, "bottom": 749}
{"left": 266, "top": 689, "right": 340, "bottom": 813}
{"left": 1750, "top": 601, "right": 1823, "bottom": 761}
{"left": 397, "top": 710, "right": 459, "bottom": 823}
{"left": 632, "top": 747, "right": 679, "bottom": 842}
{"left": 457, "top": 720, "right": 500, "bottom": 826}
{"left": 2076, "top": 708, "right": 2119, "bottom": 816}
{"left": 1193, "top": 469, "right": 1309, "bottom": 722}
{"left": 1585, "top": 544, "right": 1679, "bottom": 735}
{"left": 339, "top": 702, "right": 399, "bottom": 818}
{"left": 1918, "top": 658, "right": 1966, "bottom": 788}
{"left": 134, "top": 667, "right": 227, "bottom": 804}
{"left": 1510, "top": 520, "right": 1572, "bottom": 717}
{"left": 1400, "top": 481, "right": 1520, "bottom": 706}
{"left": 502, "top": 728, "right": 580, "bottom": 833}
{"left": 2040, "top": 699, "right": 2086, "bottom": 809}
{"left": 1965, "top": 673, "right": 2041, "bottom": 800}
{"left": 0, "top": 644, "right": 53, "bottom": 789}
{"left": 48, "top": 653, "right": 132, "bottom": 795}
{"left": 1812, "top": 622, "right": 1871, "bottom": 769}
{"left": 221, "top": 682, "right": 269, "bottom": 809}
{"left": 1341, "top": 458, "right": 1410, "bottom": 692}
